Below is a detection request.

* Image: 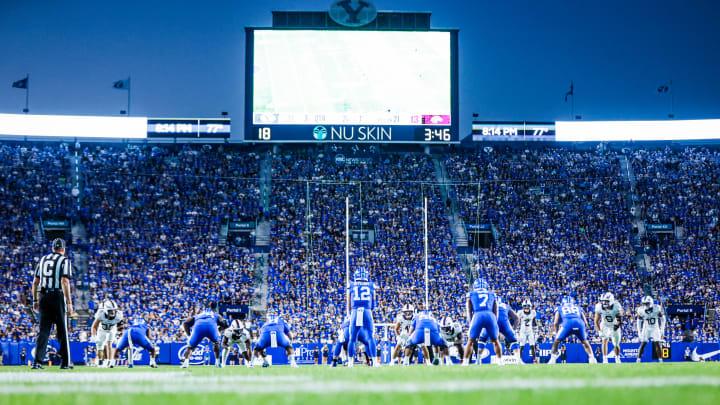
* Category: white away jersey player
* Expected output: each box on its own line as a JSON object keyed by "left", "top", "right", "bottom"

{"left": 595, "top": 301, "right": 623, "bottom": 343}
{"left": 94, "top": 309, "right": 123, "bottom": 349}
{"left": 637, "top": 304, "right": 664, "bottom": 342}
{"left": 395, "top": 313, "right": 414, "bottom": 345}
{"left": 223, "top": 328, "right": 251, "bottom": 352}
{"left": 517, "top": 309, "right": 537, "bottom": 345}
{"left": 439, "top": 320, "right": 463, "bottom": 344}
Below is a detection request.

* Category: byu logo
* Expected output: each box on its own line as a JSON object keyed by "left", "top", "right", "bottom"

{"left": 329, "top": 1, "right": 377, "bottom": 27}
{"left": 313, "top": 126, "right": 328, "bottom": 140}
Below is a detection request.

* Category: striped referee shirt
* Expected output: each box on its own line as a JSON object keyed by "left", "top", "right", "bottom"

{"left": 34, "top": 253, "right": 72, "bottom": 290}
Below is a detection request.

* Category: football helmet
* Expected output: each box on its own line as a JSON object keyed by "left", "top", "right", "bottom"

{"left": 439, "top": 316, "right": 454, "bottom": 334}
{"left": 600, "top": 292, "right": 614, "bottom": 309}
{"left": 641, "top": 296, "right": 654, "bottom": 308}
{"left": 472, "top": 278, "right": 489, "bottom": 291}
{"left": 522, "top": 299, "right": 532, "bottom": 310}
{"left": 561, "top": 295, "right": 576, "bottom": 306}
{"left": 103, "top": 300, "right": 118, "bottom": 319}
{"left": 229, "top": 319, "right": 245, "bottom": 340}
{"left": 353, "top": 267, "right": 369, "bottom": 282}
{"left": 401, "top": 304, "right": 415, "bottom": 320}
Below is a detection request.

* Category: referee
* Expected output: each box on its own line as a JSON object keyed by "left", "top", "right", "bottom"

{"left": 31, "top": 238, "right": 74, "bottom": 369}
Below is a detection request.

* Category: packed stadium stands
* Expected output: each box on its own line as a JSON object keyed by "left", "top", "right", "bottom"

{"left": 1, "top": 142, "right": 718, "bottom": 347}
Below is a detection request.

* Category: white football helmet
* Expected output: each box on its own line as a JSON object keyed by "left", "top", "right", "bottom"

{"left": 439, "top": 316, "right": 454, "bottom": 334}
{"left": 401, "top": 304, "right": 415, "bottom": 320}
{"left": 103, "top": 300, "right": 118, "bottom": 319}
{"left": 230, "top": 319, "right": 243, "bottom": 331}
{"left": 522, "top": 299, "right": 532, "bottom": 309}
{"left": 600, "top": 292, "right": 614, "bottom": 308}
{"left": 641, "top": 296, "right": 654, "bottom": 308}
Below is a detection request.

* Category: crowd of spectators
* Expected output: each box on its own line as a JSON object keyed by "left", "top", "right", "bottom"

{"left": 1, "top": 142, "right": 718, "bottom": 347}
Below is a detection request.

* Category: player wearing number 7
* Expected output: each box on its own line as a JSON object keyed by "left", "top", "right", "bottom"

{"left": 463, "top": 277, "right": 503, "bottom": 366}
{"left": 548, "top": 295, "right": 597, "bottom": 364}
{"left": 346, "top": 267, "right": 381, "bottom": 368}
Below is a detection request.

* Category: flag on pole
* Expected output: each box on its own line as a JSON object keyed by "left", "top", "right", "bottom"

{"left": 112, "top": 79, "right": 129, "bottom": 90}
{"left": 657, "top": 85, "right": 670, "bottom": 93}
{"left": 12, "top": 77, "right": 28, "bottom": 89}
{"left": 564, "top": 81, "right": 574, "bottom": 102}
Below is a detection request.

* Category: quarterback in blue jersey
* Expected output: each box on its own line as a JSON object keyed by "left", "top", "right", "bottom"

{"left": 478, "top": 296, "right": 521, "bottom": 362}
{"left": 548, "top": 295, "right": 597, "bottom": 364}
{"left": 251, "top": 310, "right": 297, "bottom": 368}
{"left": 114, "top": 315, "right": 158, "bottom": 368}
{"left": 181, "top": 302, "right": 229, "bottom": 368}
{"left": 403, "top": 310, "right": 449, "bottom": 366}
{"left": 346, "top": 267, "right": 381, "bottom": 367}
{"left": 463, "top": 278, "right": 503, "bottom": 366}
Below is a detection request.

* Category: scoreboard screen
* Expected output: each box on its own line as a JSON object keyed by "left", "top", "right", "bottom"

{"left": 245, "top": 28, "right": 459, "bottom": 143}
{"left": 147, "top": 119, "right": 231, "bottom": 138}
{"left": 471, "top": 121, "right": 556, "bottom": 141}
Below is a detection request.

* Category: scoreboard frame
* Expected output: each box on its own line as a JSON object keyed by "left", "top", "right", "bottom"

{"left": 244, "top": 27, "right": 459, "bottom": 144}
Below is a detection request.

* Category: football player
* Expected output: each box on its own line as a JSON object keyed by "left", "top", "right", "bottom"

{"left": 251, "top": 310, "right": 297, "bottom": 368}
{"left": 594, "top": 292, "right": 623, "bottom": 364}
{"left": 114, "top": 315, "right": 158, "bottom": 368}
{"left": 220, "top": 319, "right": 252, "bottom": 368}
{"left": 181, "top": 302, "right": 229, "bottom": 368}
{"left": 463, "top": 277, "right": 503, "bottom": 366}
{"left": 548, "top": 295, "right": 597, "bottom": 364}
{"left": 439, "top": 316, "right": 463, "bottom": 365}
{"left": 346, "top": 267, "right": 380, "bottom": 368}
{"left": 330, "top": 314, "right": 371, "bottom": 367}
{"left": 517, "top": 299, "right": 538, "bottom": 363}
{"left": 389, "top": 304, "right": 415, "bottom": 366}
{"left": 636, "top": 295, "right": 665, "bottom": 363}
{"left": 478, "top": 296, "right": 521, "bottom": 363}
{"left": 90, "top": 299, "right": 123, "bottom": 368}
{"left": 403, "top": 310, "right": 449, "bottom": 366}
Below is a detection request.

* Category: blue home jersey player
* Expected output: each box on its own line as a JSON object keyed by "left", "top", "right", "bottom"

{"left": 181, "top": 302, "right": 229, "bottom": 368}
{"left": 478, "top": 296, "right": 521, "bottom": 363}
{"left": 114, "top": 315, "right": 158, "bottom": 368}
{"left": 463, "top": 277, "right": 504, "bottom": 366}
{"left": 548, "top": 295, "right": 597, "bottom": 364}
{"left": 403, "top": 310, "right": 449, "bottom": 366}
{"left": 346, "top": 267, "right": 381, "bottom": 368}
{"left": 251, "top": 310, "right": 298, "bottom": 368}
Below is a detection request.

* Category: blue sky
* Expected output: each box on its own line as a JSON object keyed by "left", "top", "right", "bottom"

{"left": 1, "top": 0, "right": 718, "bottom": 137}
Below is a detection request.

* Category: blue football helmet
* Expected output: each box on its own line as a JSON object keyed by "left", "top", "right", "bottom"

{"left": 353, "top": 267, "right": 369, "bottom": 282}
{"left": 473, "top": 278, "right": 489, "bottom": 291}
{"left": 561, "top": 295, "right": 576, "bottom": 305}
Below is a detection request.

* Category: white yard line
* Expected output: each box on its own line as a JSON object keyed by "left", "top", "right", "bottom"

{"left": 2, "top": 374, "right": 720, "bottom": 395}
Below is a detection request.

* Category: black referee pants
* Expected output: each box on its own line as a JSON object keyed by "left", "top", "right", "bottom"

{"left": 33, "top": 291, "right": 71, "bottom": 367}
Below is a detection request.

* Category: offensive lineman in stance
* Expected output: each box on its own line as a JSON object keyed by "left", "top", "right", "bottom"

{"left": 347, "top": 267, "right": 381, "bottom": 368}
{"left": 114, "top": 315, "right": 158, "bottom": 368}
{"left": 389, "top": 304, "right": 415, "bottom": 366}
{"left": 463, "top": 277, "right": 503, "bottom": 366}
{"left": 403, "top": 310, "right": 449, "bottom": 366}
{"left": 91, "top": 299, "right": 123, "bottom": 368}
{"left": 251, "top": 310, "right": 298, "bottom": 368}
{"left": 636, "top": 295, "right": 666, "bottom": 363}
{"left": 594, "top": 292, "right": 624, "bottom": 363}
{"left": 181, "top": 302, "right": 229, "bottom": 368}
{"left": 548, "top": 296, "right": 597, "bottom": 364}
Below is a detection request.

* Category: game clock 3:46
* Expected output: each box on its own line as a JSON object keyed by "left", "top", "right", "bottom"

{"left": 415, "top": 127, "right": 452, "bottom": 142}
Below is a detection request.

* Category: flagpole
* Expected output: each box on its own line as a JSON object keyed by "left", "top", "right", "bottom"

{"left": 24, "top": 74, "right": 29, "bottom": 114}
{"left": 424, "top": 197, "right": 428, "bottom": 311}
{"left": 346, "top": 196, "right": 350, "bottom": 316}
{"left": 127, "top": 76, "right": 131, "bottom": 116}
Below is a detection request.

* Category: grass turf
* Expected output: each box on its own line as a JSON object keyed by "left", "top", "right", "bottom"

{"left": 1, "top": 363, "right": 719, "bottom": 405}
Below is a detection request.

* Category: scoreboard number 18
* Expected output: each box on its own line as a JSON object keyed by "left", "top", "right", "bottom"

{"left": 257, "top": 127, "right": 271, "bottom": 140}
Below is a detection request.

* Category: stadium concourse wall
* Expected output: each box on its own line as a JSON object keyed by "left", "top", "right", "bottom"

{"left": 2, "top": 340, "right": 719, "bottom": 366}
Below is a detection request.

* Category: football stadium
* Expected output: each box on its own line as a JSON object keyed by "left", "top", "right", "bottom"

{"left": 1, "top": 1, "right": 719, "bottom": 404}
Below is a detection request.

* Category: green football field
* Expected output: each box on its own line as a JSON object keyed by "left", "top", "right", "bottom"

{"left": 1, "top": 363, "right": 719, "bottom": 405}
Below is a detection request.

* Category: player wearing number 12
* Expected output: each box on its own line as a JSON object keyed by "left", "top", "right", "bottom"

{"left": 347, "top": 267, "right": 380, "bottom": 368}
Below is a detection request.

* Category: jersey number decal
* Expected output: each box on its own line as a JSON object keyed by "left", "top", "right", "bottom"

{"left": 605, "top": 315, "right": 614, "bottom": 323}
{"left": 477, "top": 293, "right": 489, "bottom": 308}
{"left": 648, "top": 318, "right": 656, "bottom": 325}
{"left": 562, "top": 305, "right": 580, "bottom": 315}
{"left": 354, "top": 285, "right": 371, "bottom": 301}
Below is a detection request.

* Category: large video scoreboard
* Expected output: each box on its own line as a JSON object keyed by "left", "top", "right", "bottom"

{"left": 244, "top": 28, "right": 459, "bottom": 144}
